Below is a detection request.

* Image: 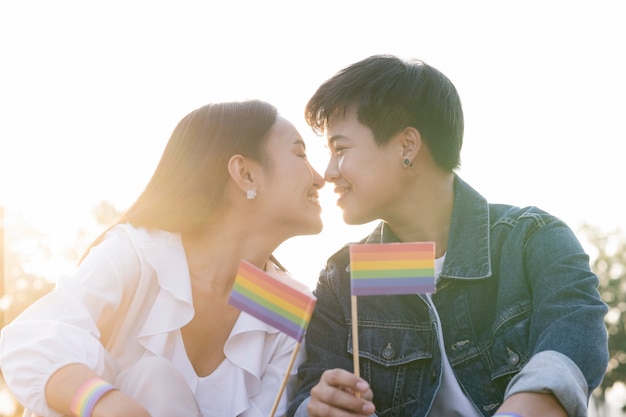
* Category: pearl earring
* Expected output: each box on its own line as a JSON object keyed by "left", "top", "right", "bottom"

{"left": 246, "top": 189, "right": 257, "bottom": 200}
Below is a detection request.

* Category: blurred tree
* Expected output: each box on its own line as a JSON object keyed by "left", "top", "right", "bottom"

{"left": 2, "top": 200, "right": 122, "bottom": 324}
{"left": 1, "top": 211, "right": 55, "bottom": 417}
{"left": 91, "top": 200, "right": 121, "bottom": 227}
{"left": 1, "top": 207, "right": 4, "bottom": 327}
{"left": 583, "top": 225, "right": 626, "bottom": 417}
{"left": 3, "top": 213, "right": 55, "bottom": 324}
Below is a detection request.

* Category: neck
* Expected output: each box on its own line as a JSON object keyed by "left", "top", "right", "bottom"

{"left": 182, "top": 226, "right": 276, "bottom": 295}
{"left": 386, "top": 172, "right": 454, "bottom": 257}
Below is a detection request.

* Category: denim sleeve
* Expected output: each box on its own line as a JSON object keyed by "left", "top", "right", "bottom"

{"left": 520, "top": 218, "right": 608, "bottom": 391}
{"left": 503, "top": 215, "right": 608, "bottom": 417}
{"left": 504, "top": 350, "right": 588, "bottom": 417}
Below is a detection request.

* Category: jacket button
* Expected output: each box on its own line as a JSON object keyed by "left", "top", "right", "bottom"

{"left": 382, "top": 343, "right": 395, "bottom": 360}
{"left": 506, "top": 347, "right": 520, "bottom": 365}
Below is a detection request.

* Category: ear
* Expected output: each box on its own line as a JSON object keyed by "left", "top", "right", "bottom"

{"left": 227, "top": 154, "right": 257, "bottom": 195}
{"left": 399, "top": 127, "right": 422, "bottom": 161}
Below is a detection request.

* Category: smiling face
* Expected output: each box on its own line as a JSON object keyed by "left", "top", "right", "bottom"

{"left": 324, "top": 108, "right": 407, "bottom": 225}
{"left": 256, "top": 114, "right": 325, "bottom": 237}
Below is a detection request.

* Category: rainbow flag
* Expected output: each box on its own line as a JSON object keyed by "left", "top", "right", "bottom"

{"left": 228, "top": 260, "right": 317, "bottom": 342}
{"left": 350, "top": 242, "right": 436, "bottom": 296}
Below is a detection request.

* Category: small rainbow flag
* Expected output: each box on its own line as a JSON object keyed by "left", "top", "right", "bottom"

{"left": 228, "top": 260, "right": 317, "bottom": 342}
{"left": 350, "top": 242, "right": 436, "bottom": 296}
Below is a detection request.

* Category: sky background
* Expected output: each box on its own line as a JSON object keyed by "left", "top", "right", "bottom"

{"left": 1, "top": 0, "right": 625, "bottom": 289}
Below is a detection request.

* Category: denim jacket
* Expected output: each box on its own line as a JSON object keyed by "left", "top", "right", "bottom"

{"left": 289, "top": 175, "right": 608, "bottom": 417}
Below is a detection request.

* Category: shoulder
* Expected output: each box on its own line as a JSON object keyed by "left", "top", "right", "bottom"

{"left": 105, "top": 223, "right": 178, "bottom": 246}
{"left": 83, "top": 224, "right": 184, "bottom": 276}
{"left": 455, "top": 175, "right": 566, "bottom": 230}
{"left": 489, "top": 204, "right": 567, "bottom": 230}
{"left": 104, "top": 223, "right": 182, "bottom": 256}
{"left": 487, "top": 204, "right": 586, "bottom": 258}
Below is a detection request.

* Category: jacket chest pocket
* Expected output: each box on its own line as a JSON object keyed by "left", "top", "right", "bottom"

{"left": 491, "top": 312, "right": 530, "bottom": 379}
{"left": 347, "top": 322, "right": 435, "bottom": 413}
{"left": 349, "top": 322, "right": 434, "bottom": 365}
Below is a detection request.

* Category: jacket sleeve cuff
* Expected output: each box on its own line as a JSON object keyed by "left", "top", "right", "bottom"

{"left": 504, "top": 350, "right": 589, "bottom": 417}
{"left": 293, "top": 397, "right": 310, "bottom": 417}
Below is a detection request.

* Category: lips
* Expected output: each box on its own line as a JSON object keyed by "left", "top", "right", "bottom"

{"left": 332, "top": 186, "right": 351, "bottom": 207}
{"left": 333, "top": 186, "right": 350, "bottom": 198}
{"left": 307, "top": 193, "right": 320, "bottom": 206}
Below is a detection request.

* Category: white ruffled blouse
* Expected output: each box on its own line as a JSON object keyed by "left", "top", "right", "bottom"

{"left": 0, "top": 224, "right": 306, "bottom": 417}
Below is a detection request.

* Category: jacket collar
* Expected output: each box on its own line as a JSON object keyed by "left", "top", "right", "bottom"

{"left": 362, "top": 175, "right": 492, "bottom": 281}
{"left": 442, "top": 175, "right": 492, "bottom": 280}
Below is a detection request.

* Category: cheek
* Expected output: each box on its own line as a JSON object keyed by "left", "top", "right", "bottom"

{"left": 337, "top": 153, "right": 372, "bottom": 182}
{"left": 281, "top": 163, "right": 312, "bottom": 188}
{"left": 337, "top": 157, "right": 352, "bottom": 177}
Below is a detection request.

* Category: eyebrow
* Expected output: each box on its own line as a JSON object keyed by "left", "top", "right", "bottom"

{"left": 292, "top": 138, "right": 307, "bottom": 150}
{"left": 328, "top": 135, "right": 347, "bottom": 148}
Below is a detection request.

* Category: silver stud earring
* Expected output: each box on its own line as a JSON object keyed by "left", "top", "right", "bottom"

{"left": 403, "top": 158, "right": 413, "bottom": 167}
{"left": 246, "top": 189, "right": 257, "bottom": 200}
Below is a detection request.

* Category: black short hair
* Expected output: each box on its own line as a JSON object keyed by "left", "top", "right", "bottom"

{"left": 305, "top": 54, "right": 464, "bottom": 171}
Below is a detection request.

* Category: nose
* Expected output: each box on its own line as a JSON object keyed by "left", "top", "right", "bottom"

{"left": 311, "top": 166, "right": 325, "bottom": 190}
{"left": 324, "top": 157, "right": 339, "bottom": 183}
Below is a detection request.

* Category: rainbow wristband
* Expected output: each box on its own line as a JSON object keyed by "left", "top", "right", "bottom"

{"left": 494, "top": 413, "right": 523, "bottom": 417}
{"left": 69, "top": 378, "right": 116, "bottom": 417}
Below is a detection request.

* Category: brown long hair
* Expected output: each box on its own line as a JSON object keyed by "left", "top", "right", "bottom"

{"left": 80, "top": 100, "right": 278, "bottom": 262}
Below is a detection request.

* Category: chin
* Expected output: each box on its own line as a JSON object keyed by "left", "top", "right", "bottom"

{"left": 309, "top": 219, "right": 324, "bottom": 235}
{"left": 342, "top": 212, "right": 372, "bottom": 226}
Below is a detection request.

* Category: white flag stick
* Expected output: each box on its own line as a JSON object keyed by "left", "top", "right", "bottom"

{"left": 351, "top": 294, "right": 361, "bottom": 398}
{"left": 269, "top": 341, "right": 302, "bottom": 417}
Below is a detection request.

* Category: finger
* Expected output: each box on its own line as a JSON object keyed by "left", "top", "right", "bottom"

{"left": 311, "top": 381, "right": 375, "bottom": 416}
{"left": 361, "top": 387, "right": 374, "bottom": 402}
{"left": 322, "top": 369, "right": 369, "bottom": 391}
{"left": 308, "top": 394, "right": 374, "bottom": 417}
